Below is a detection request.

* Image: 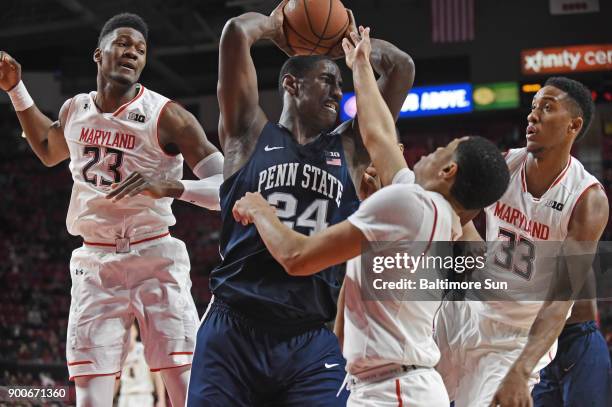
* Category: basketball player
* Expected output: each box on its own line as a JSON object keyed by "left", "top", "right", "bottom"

{"left": 435, "top": 77, "right": 609, "bottom": 407}
{"left": 115, "top": 323, "right": 166, "bottom": 407}
{"left": 186, "top": 2, "right": 415, "bottom": 405}
{"left": 0, "top": 13, "right": 224, "bottom": 407}
{"left": 231, "top": 26, "right": 510, "bottom": 407}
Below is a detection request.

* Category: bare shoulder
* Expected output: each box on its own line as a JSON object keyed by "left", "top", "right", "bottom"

{"left": 569, "top": 184, "right": 608, "bottom": 239}
{"left": 159, "top": 101, "right": 197, "bottom": 130}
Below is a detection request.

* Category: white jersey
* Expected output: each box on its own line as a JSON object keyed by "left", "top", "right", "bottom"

{"left": 120, "top": 342, "right": 154, "bottom": 395}
{"left": 344, "top": 168, "right": 462, "bottom": 374}
{"left": 477, "top": 147, "right": 601, "bottom": 329}
{"left": 63, "top": 85, "right": 183, "bottom": 242}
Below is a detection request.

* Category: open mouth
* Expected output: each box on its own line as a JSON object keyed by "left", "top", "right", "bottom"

{"left": 119, "top": 61, "right": 136, "bottom": 71}
{"left": 324, "top": 101, "right": 338, "bottom": 114}
{"left": 526, "top": 124, "right": 537, "bottom": 137}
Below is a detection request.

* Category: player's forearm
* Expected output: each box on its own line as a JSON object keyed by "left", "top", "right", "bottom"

{"left": 510, "top": 300, "right": 572, "bottom": 378}
{"left": 250, "top": 206, "right": 312, "bottom": 275}
{"left": 16, "top": 106, "right": 66, "bottom": 167}
{"left": 353, "top": 57, "right": 405, "bottom": 186}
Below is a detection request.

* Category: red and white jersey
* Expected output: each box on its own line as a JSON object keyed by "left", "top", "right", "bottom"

{"left": 478, "top": 147, "right": 601, "bottom": 329}
{"left": 120, "top": 342, "right": 154, "bottom": 395}
{"left": 344, "top": 168, "right": 462, "bottom": 374}
{"left": 63, "top": 85, "right": 182, "bottom": 242}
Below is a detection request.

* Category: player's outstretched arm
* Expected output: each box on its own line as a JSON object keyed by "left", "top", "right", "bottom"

{"left": 106, "top": 102, "right": 224, "bottom": 210}
{"left": 218, "top": 1, "right": 292, "bottom": 175}
{"left": 343, "top": 28, "right": 407, "bottom": 187}
{"left": 490, "top": 185, "right": 609, "bottom": 407}
{"left": 0, "top": 51, "right": 69, "bottom": 167}
{"left": 233, "top": 192, "right": 363, "bottom": 276}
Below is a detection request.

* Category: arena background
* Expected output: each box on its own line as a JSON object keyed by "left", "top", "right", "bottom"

{"left": 0, "top": 0, "right": 610, "bottom": 405}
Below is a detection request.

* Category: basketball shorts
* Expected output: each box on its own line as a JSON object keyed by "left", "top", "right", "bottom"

{"left": 348, "top": 367, "right": 449, "bottom": 407}
{"left": 66, "top": 235, "right": 199, "bottom": 379}
{"left": 186, "top": 297, "right": 349, "bottom": 406}
{"left": 435, "top": 301, "right": 556, "bottom": 407}
{"left": 532, "top": 320, "right": 611, "bottom": 407}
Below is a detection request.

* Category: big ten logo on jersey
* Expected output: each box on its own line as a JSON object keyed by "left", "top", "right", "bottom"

{"left": 544, "top": 199, "right": 564, "bottom": 212}
{"left": 127, "top": 111, "right": 146, "bottom": 123}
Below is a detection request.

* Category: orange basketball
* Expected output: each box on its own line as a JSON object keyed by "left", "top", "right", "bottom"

{"left": 283, "top": 0, "right": 350, "bottom": 56}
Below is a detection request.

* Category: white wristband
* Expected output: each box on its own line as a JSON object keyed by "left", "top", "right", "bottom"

{"left": 192, "top": 152, "right": 224, "bottom": 179}
{"left": 179, "top": 174, "right": 223, "bottom": 210}
{"left": 8, "top": 81, "right": 34, "bottom": 112}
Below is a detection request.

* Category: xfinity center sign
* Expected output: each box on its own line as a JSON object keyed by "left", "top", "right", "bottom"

{"left": 340, "top": 83, "right": 473, "bottom": 121}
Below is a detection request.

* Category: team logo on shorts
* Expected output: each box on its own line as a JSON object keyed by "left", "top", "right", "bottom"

{"left": 544, "top": 199, "right": 564, "bottom": 211}
{"left": 128, "top": 111, "right": 146, "bottom": 123}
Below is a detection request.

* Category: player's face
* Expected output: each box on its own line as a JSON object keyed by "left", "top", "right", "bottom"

{"left": 295, "top": 60, "right": 342, "bottom": 131}
{"left": 526, "top": 86, "right": 576, "bottom": 155}
{"left": 96, "top": 28, "right": 146, "bottom": 86}
{"left": 414, "top": 138, "right": 464, "bottom": 189}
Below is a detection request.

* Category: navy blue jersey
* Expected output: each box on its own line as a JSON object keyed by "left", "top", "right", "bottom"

{"left": 211, "top": 122, "right": 360, "bottom": 327}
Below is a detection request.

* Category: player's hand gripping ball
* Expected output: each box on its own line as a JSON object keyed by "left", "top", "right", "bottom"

{"left": 282, "top": 0, "right": 354, "bottom": 57}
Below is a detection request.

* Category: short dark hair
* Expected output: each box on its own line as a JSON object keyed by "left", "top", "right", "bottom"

{"left": 278, "top": 55, "right": 333, "bottom": 95}
{"left": 544, "top": 77, "right": 595, "bottom": 142}
{"left": 451, "top": 136, "right": 510, "bottom": 210}
{"left": 98, "top": 13, "right": 148, "bottom": 46}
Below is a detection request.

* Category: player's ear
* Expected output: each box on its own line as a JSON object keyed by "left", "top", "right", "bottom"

{"left": 440, "top": 162, "right": 458, "bottom": 180}
{"left": 93, "top": 48, "right": 102, "bottom": 64}
{"left": 569, "top": 116, "right": 583, "bottom": 138}
{"left": 282, "top": 74, "right": 298, "bottom": 96}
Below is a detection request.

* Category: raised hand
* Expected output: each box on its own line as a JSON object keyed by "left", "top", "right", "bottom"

{"left": 342, "top": 26, "right": 371, "bottom": 70}
{"left": 0, "top": 51, "right": 22, "bottom": 92}
{"left": 268, "top": 0, "right": 294, "bottom": 56}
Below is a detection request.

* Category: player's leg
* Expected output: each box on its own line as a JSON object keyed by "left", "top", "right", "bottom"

{"left": 159, "top": 365, "right": 191, "bottom": 407}
{"left": 272, "top": 326, "right": 348, "bottom": 407}
{"left": 558, "top": 322, "right": 610, "bottom": 407}
{"left": 67, "top": 247, "right": 132, "bottom": 405}
{"left": 186, "top": 298, "right": 259, "bottom": 406}
{"left": 74, "top": 374, "right": 117, "bottom": 407}
{"left": 132, "top": 238, "right": 199, "bottom": 406}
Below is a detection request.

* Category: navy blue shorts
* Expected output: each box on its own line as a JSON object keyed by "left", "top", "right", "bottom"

{"left": 532, "top": 320, "right": 611, "bottom": 407}
{"left": 187, "top": 298, "right": 349, "bottom": 406}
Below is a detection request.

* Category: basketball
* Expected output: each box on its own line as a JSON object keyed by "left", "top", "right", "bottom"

{"left": 283, "top": 0, "right": 350, "bottom": 55}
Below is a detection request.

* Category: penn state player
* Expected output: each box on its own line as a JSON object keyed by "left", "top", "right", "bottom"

{"left": 232, "top": 26, "right": 510, "bottom": 407}
{"left": 186, "top": 2, "right": 414, "bottom": 405}
{"left": 0, "top": 13, "right": 223, "bottom": 407}
{"left": 435, "top": 77, "right": 609, "bottom": 407}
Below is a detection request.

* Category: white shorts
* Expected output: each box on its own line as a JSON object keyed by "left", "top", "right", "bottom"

{"left": 435, "top": 301, "right": 556, "bottom": 407}
{"left": 348, "top": 368, "right": 449, "bottom": 407}
{"left": 118, "top": 393, "right": 154, "bottom": 407}
{"left": 66, "top": 236, "right": 199, "bottom": 379}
